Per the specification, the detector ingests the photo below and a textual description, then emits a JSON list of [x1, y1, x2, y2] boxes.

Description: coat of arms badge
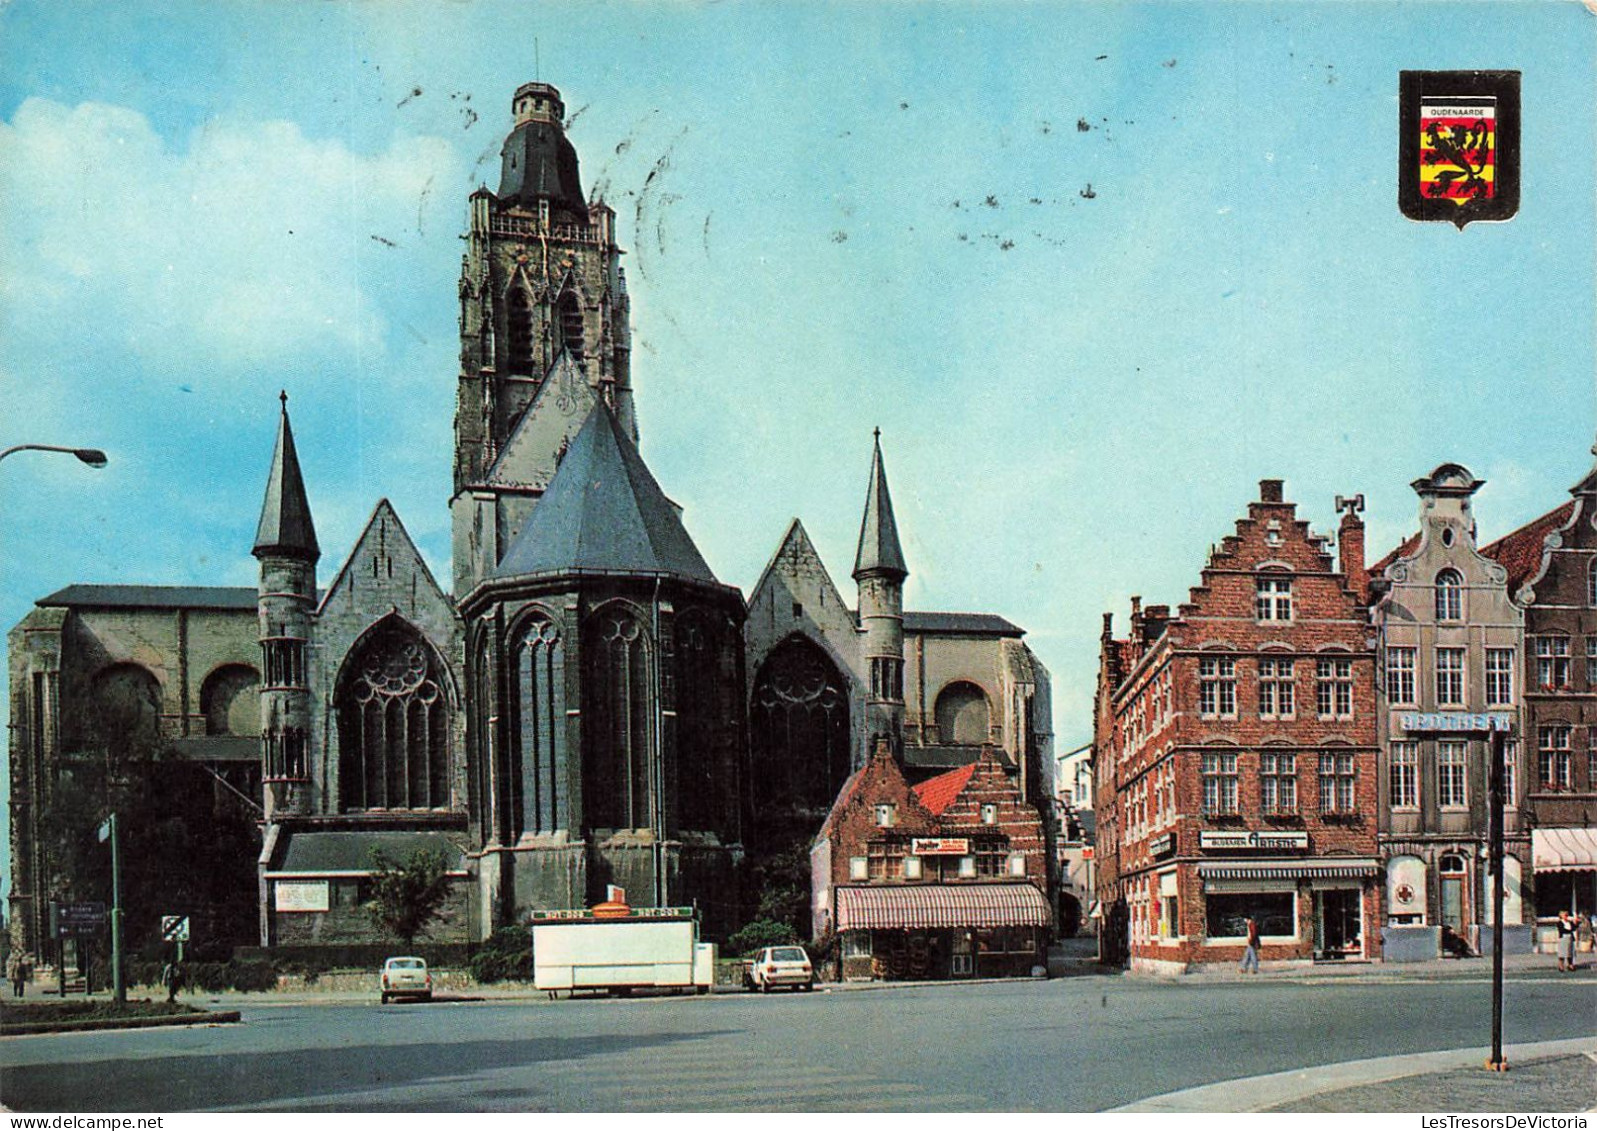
[[1400, 70, 1520, 228]]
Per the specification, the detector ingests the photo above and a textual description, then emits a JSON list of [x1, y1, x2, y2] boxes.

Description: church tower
[[253, 392, 319, 820], [853, 430, 908, 751], [452, 82, 633, 598]]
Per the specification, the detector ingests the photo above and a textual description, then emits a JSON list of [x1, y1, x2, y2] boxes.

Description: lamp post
[[0, 444, 108, 468]]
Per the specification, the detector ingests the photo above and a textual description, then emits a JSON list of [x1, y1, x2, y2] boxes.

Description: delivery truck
[[530, 890, 716, 997]]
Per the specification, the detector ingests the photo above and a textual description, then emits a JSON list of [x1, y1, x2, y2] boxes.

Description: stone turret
[[253, 392, 318, 820], [853, 429, 908, 751]]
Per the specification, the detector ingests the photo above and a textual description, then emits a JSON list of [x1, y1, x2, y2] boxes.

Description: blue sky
[[2, 1, 1593, 893]]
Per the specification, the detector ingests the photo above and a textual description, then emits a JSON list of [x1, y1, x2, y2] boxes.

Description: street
[[2, 972, 1595, 1112]]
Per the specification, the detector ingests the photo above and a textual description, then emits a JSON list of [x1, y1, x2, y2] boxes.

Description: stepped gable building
[[810, 741, 1050, 980], [744, 431, 1053, 836], [1093, 479, 1380, 974], [1482, 440, 1597, 930], [1367, 465, 1529, 943], [7, 79, 1052, 966]]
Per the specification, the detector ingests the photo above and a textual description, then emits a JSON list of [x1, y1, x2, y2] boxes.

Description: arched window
[[555, 290, 584, 360], [750, 636, 850, 814], [336, 619, 450, 811], [507, 286, 535, 374], [470, 627, 498, 843], [935, 681, 991, 745], [202, 664, 259, 737], [1435, 569, 1463, 621], [584, 608, 653, 830], [675, 610, 727, 833], [512, 616, 566, 835], [84, 663, 162, 757]]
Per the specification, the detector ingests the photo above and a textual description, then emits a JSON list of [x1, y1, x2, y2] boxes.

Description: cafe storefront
[[834, 881, 1052, 981]]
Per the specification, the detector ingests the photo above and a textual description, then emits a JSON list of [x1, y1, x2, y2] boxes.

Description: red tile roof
[[1481, 501, 1576, 592], [1370, 532, 1420, 578], [912, 762, 976, 817]]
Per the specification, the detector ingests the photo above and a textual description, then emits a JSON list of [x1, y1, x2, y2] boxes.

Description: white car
[[747, 946, 814, 993], [380, 956, 433, 1003]]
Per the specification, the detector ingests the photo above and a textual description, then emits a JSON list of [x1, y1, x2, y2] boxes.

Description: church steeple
[[853, 428, 907, 581], [253, 391, 319, 562]]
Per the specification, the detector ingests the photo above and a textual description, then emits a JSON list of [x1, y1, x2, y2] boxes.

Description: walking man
[[1239, 917, 1261, 974]]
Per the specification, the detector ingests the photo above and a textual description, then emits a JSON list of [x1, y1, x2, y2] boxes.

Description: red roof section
[[912, 762, 976, 817], [1370, 531, 1420, 578], [1481, 501, 1576, 592]]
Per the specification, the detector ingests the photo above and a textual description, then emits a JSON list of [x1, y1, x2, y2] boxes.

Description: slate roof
[[853, 431, 907, 580], [903, 611, 1023, 637], [1481, 501, 1576, 593], [491, 401, 718, 585], [270, 831, 467, 875], [38, 585, 262, 611], [498, 118, 587, 219], [912, 762, 976, 817], [253, 397, 320, 561]]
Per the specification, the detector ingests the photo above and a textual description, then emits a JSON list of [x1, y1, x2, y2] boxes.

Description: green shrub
[[468, 925, 533, 984], [725, 918, 798, 957]]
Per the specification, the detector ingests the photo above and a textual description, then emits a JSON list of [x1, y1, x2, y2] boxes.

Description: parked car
[[746, 945, 814, 993], [380, 956, 433, 1003]]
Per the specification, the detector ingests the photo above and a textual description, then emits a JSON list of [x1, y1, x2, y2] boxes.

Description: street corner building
[[6, 80, 1053, 966], [810, 742, 1051, 981], [1094, 480, 1382, 974]]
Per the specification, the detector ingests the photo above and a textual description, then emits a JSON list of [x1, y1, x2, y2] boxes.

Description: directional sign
[[160, 915, 190, 942], [51, 902, 107, 937]]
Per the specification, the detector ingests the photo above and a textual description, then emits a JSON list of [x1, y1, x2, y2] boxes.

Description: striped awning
[[1533, 828, 1597, 873], [834, 883, 1051, 931], [1198, 859, 1379, 882]]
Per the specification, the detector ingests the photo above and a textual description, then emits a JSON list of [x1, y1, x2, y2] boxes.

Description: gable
[[486, 352, 597, 494], [747, 519, 861, 680]]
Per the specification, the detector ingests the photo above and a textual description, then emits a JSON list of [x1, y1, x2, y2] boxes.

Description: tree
[[364, 847, 452, 948]]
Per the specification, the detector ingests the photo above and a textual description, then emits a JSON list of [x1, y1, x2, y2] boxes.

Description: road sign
[[160, 915, 190, 942], [51, 901, 107, 936]]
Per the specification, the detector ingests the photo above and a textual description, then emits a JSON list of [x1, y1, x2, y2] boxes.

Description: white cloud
[[0, 98, 458, 375]]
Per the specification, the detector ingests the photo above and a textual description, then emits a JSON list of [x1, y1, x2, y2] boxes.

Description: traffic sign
[[160, 915, 190, 942]]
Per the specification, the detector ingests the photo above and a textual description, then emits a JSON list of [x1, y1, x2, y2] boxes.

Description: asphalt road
[[3, 974, 1595, 1112]]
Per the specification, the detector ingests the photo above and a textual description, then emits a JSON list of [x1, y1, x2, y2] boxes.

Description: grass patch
[[1, 998, 203, 1032]]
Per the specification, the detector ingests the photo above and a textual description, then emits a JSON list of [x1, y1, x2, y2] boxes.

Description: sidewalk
[[1115, 1037, 1597, 1113]]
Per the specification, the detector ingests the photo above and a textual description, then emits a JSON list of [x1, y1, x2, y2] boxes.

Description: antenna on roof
[[535, 37, 540, 83]]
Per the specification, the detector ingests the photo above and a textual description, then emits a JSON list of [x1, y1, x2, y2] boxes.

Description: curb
[[2, 1009, 243, 1036], [1111, 1037, 1597, 1112]]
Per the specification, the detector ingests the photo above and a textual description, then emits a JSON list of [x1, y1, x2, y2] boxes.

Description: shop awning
[[1197, 859, 1379, 882], [1532, 828, 1597, 873], [834, 883, 1052, 931]]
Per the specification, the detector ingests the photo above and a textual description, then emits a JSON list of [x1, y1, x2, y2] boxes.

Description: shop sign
[[1199, 830, 1309, 852], [274, 880, 331, 913], [1399, 712, 1513, 735], [1148, 833, 1176, 859], [911, 838, 970, 856]]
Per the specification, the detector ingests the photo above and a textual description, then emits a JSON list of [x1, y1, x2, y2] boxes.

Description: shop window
[[1205, 891, 1295, 939]]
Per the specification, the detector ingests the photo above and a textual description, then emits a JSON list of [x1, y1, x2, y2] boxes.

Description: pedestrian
[[1239, 917, 1261, 974], [161, 959, 183, 1002], [9, 957, 25, 998], [1555, 909, 1578, 972]]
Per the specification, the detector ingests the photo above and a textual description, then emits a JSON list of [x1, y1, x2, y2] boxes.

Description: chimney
[[1129, 596, 1144, 648], [1143, 604, 1170, 643], [1259, 479, 1284, 504], [1336, 493, 1368, 605]]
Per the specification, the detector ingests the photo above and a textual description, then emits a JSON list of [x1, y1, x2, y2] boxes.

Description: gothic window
[[675, 611, 727, 833], [583, 608, 653, 830], [512, 616, 566, 835], [336, 619, 451, 811], [555, 290, 584, 360], [201, 664, 259, 737], [470, 627, 498, 843], [507, 286, 536, 374], [935, 681, 990, 745], [751, 636, 850, 815]]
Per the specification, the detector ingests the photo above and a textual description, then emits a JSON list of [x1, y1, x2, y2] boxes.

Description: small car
[[380, 956, 433, 1003], [748, 945, 814, 993]]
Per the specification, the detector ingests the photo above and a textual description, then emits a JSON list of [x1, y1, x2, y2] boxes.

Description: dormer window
[[1256, 576, 1292, 621], [1434, 569, 1463, 622]]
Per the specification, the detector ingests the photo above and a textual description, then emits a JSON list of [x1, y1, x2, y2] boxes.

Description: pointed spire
[[253, 392, 320, 562], [853, 428, 907, 581]]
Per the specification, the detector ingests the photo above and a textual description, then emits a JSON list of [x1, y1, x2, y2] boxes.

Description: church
[[6, 82, 1052, 961]]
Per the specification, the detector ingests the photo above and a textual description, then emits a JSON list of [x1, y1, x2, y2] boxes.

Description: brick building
[[1482, 441, 1597, 935], [1094, 479, 1380, 973], [811, 743, 1050, 980], [1367, 465, 1530, 943]]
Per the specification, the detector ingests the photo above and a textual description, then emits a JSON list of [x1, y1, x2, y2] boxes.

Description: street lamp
[[0, 444, 108, 468]]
